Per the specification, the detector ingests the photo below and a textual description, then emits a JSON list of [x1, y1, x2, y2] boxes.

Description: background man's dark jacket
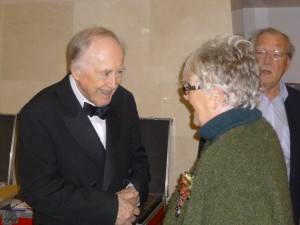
[[286, 86, 300, 224]]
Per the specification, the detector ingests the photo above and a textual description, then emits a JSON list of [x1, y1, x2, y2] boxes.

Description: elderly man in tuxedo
[[18, 26, 150, 225]]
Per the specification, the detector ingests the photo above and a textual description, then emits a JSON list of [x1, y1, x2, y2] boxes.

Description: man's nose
[[262, 52, 273, 64]]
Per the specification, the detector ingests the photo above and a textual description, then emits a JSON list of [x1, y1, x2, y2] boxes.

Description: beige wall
[[0, 0, 233, 194]]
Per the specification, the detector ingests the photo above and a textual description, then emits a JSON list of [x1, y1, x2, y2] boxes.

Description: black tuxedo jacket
[[285, 86, 300, 224], [18, 75, 150, 225]]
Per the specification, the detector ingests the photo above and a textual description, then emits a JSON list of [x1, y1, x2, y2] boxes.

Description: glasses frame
[[255, 49, 289, 62], [182, 83, 201, 95]]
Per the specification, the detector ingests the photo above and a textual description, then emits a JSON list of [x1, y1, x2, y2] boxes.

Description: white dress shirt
[[69, 75, 107, 149], [258, 80, 290, 179]]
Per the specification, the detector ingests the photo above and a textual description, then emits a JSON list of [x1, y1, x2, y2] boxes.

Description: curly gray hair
[[182, 35, 261, 109]]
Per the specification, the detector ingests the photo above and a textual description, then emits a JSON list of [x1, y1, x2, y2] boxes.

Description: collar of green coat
[[199, 107, 262, 141]]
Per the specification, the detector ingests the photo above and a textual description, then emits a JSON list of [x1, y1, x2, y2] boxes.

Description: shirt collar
[[69, 74, 94, 107], [279, 79, 289, 101], [260, 79, 288, 102]]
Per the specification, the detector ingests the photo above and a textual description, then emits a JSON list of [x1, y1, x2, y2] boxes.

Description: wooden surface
[[0, 185, 18, 202]]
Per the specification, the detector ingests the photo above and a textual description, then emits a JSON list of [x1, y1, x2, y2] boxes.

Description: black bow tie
[[83, 102, 110, 120]]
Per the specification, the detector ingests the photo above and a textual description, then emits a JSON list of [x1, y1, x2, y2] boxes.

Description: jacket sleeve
[[122, 90, 150, 205]]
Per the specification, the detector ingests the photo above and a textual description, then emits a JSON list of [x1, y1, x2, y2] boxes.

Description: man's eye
[[255, 50, 265, 55], [273, 53, 281, 58], [117, 70, 124, 76], [101, 72, 110, 77]]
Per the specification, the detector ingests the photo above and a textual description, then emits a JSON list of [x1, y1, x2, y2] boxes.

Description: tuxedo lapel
[[102, 109, 121, 191], [57, 75, 106, 172], [63, 110, 106, 172]]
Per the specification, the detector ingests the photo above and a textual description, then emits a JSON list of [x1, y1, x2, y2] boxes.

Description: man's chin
[[93, 97, 112, 107], [260, 75, 272, 85]]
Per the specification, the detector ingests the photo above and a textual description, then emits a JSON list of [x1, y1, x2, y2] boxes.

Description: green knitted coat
[[163, 108, 293, 225]]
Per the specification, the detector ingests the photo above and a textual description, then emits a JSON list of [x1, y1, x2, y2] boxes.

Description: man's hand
[[115, 187, 140, 225]]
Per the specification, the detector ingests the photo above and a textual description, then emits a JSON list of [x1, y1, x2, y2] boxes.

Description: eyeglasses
[[182, 83, 201, 95], [255, 49, 289, 61]]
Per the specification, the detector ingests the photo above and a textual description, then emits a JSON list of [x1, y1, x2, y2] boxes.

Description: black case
[[135, 118, 172, 225]]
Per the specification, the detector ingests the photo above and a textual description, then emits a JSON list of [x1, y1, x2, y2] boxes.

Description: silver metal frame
[[7, 115, 17, 184], [164, 118, 173, 199], [0, 113, 17, 184]]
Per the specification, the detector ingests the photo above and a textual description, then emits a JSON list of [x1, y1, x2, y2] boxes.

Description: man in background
[[18, 26, 150, 225], [252, 27, 300, 224]]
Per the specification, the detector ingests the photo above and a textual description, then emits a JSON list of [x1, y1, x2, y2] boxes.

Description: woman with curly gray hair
[[163, 35, 293, 225]]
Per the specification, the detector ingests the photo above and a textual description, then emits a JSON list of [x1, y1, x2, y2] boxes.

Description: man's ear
[[70, 63, 81, 81], [285, 58, 292, 73]]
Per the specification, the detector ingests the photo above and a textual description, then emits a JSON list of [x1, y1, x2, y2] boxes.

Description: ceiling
[[241, 0, 300, 8]]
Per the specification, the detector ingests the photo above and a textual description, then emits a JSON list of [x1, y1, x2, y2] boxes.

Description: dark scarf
[[199, 107, 262, 142]]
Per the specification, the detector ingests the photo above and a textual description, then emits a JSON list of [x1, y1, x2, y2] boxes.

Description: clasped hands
[[115, 187, 140, 225]]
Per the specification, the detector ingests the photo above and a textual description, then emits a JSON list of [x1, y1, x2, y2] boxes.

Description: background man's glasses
[[182, 83, 201, 95], [255, 49, 289, 61]]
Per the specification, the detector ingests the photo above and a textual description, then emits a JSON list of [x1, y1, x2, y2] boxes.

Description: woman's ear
[[212, 87, 226, 109]]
